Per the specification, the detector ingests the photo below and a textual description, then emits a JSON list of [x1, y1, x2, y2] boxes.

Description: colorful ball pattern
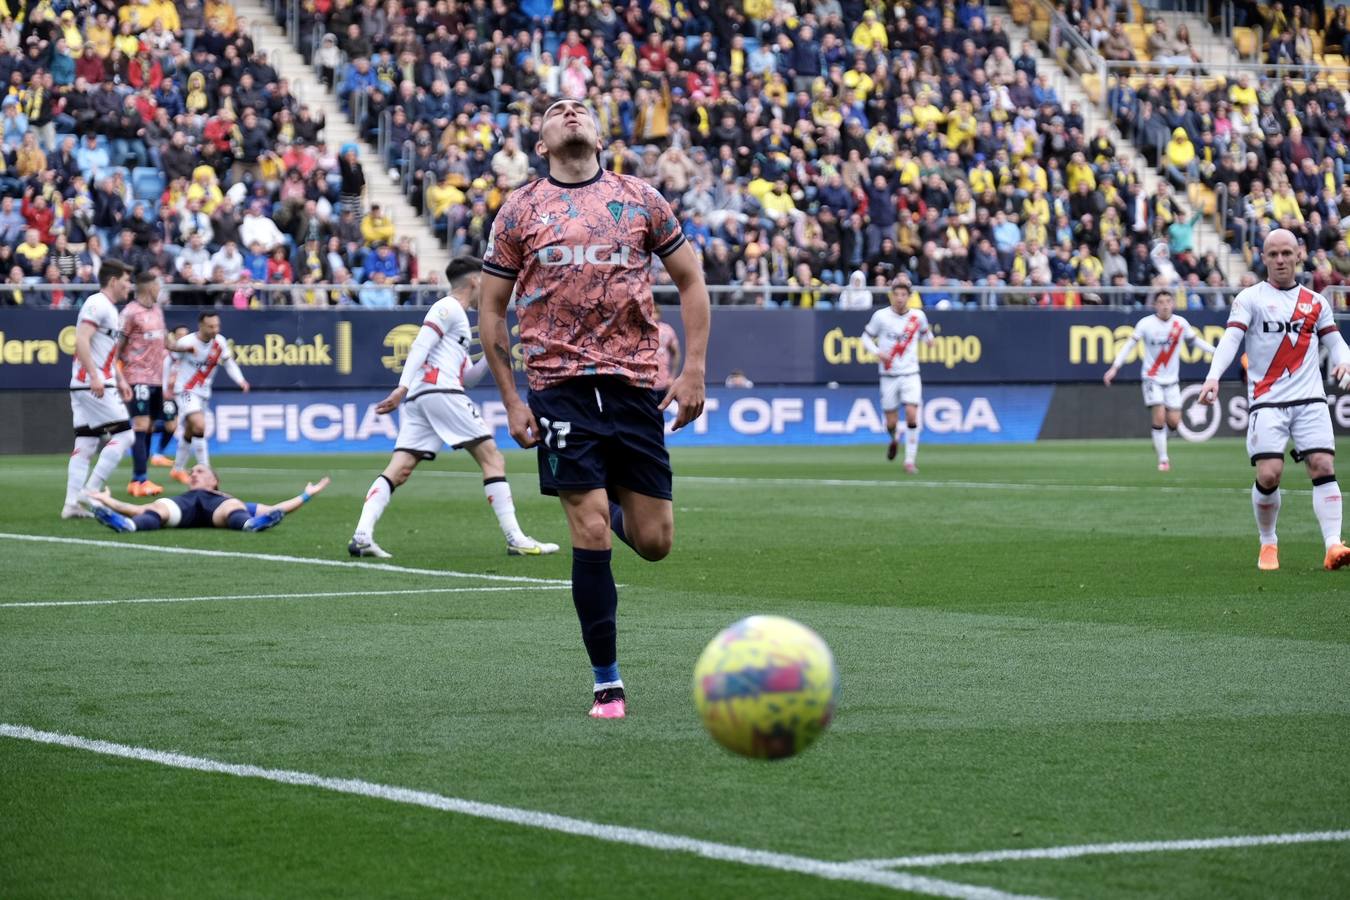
[[693, 615, 838, 760]]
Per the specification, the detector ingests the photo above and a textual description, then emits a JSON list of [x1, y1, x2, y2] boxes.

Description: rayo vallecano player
[[1200, 229, 1350, 572], [1104, 289, 1217, 471], [63, 259, 135, 519], [348, 255, 559, 559], [861, 284, 934, 473]]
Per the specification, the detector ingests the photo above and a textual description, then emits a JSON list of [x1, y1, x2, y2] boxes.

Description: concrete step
[[232, 0, 450, 279]]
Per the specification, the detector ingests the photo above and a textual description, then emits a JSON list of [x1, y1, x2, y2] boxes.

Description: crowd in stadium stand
[[291, 0, 1243, 308], [1060, 0, 1350, 299], [0, 0, 436, 308], [3, 0, 1345, 309]]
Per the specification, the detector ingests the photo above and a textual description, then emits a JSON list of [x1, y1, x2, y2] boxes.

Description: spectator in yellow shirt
[[851, 10, 887, 52], [1163, 127, 1198, 187], [360, 204, 395, 246]]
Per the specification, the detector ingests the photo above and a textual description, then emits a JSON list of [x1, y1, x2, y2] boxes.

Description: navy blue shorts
[[527, 376, 672, 500], [169, 489, 235, 527], [128, 384, 165, 420]]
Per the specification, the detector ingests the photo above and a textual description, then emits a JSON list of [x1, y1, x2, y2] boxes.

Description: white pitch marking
[[0, 585, 564, 609], [0, 724, 1039, 900], [852, 830, 1350, 869], [217, 467, 1285, 496], [0, 533, 571, 586]]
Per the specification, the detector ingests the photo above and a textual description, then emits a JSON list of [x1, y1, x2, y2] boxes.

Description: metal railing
[[7, 282, 1350, 310]]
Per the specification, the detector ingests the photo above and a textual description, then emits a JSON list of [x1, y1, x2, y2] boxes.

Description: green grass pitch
[[1, 440, 1348, 899]]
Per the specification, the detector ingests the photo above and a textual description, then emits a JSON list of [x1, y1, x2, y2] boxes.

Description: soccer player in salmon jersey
[[860, 284, 934, 472], [1200, 229, 1350, 571], [166, 311, 250, 482], [118, 272, 170, 496], [478, 98, 711, 720], [63, 259, 135, 519], [1103, 289, 1218, 471]]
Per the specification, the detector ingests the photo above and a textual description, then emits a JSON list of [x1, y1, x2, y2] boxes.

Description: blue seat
[[132, 167, 165, 202]]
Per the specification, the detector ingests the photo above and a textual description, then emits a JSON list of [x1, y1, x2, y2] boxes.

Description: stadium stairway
[[1004, 13, 1246, 285], [234, 0, 452, 279]]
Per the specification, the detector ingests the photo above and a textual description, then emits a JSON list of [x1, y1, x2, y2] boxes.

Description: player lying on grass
[[85, 465, 329, 533]]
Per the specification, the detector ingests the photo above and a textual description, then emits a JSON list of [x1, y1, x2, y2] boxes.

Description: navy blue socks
[[572, 547, 619, 683]]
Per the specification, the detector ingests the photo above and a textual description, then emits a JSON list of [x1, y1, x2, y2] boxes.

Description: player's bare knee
[[1306, 455, 1336, 481], [573, 510, 612, 547]]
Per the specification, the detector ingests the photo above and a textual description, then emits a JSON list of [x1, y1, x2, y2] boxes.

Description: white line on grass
[[218, 467, 1288, 496], [0, 533, 571, 586], [852, 830, 1350, 869], [0, 723, 1040, 900], [0, 586, 564, 609]]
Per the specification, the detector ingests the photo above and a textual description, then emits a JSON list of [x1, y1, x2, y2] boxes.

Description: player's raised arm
[[656, 239, 709, 431], [255, 476, 330, 516]]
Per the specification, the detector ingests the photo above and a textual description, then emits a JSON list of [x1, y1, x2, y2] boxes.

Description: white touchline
[[0, 533, 571, 586], [0, 586, 565, 609], [851, 830, 1350, 869], [0, 724, 1042, 900]]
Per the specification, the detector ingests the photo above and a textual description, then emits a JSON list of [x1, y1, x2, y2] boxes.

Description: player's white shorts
[[177, 389, 209, 417], [880, 374, 922, 411], [1247, 401, 1336, 464], [396, 391, 491, 459], [70, 388, 130, 434], [1141, 380, 1182, 409]]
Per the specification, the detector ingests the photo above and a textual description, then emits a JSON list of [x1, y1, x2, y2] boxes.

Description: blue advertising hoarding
[[183, 385, 1055, 455], [0, 307, 1235, 389]]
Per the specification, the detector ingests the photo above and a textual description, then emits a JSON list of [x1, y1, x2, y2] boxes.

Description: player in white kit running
[[63, 259, 136, 519], [861, 284, 933, 473], [165, 311, 251, 482], [348, 256, 559, 559], [1200, 229, 1350, 572], [1104, 290, 1218, 471]]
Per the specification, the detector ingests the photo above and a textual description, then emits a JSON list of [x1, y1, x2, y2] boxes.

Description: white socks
[[355, 475, 393, 539], [903, 423, 919, 465], [87, 431, 130, 492], [65, 436, 99, 504], [485, 477, 525, 542], [191, 437, 210, 468], [1152, 427, 1168, 463], [1252, 482, 1281, 545], [173, 434, 192, 471], [1312, 478, 1343, 549]]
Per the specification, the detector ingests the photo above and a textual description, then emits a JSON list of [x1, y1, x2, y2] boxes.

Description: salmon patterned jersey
[[482, 169, 686, 391], [118, 301, 168, 386]]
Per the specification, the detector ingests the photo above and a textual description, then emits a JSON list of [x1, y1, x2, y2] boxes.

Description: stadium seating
[[0, 0, 421, 308], [271, 0, 1235, 309]]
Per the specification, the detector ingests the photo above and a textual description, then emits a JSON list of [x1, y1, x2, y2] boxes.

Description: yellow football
[[693, 615, 837, 760]]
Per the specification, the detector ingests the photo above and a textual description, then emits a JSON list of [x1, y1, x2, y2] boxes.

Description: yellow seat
[[1312, 31, 1324, 54], [1233, 27, 1257, 57], [1081, 72, 1103, 102], [1326, 53, 1346, 67]]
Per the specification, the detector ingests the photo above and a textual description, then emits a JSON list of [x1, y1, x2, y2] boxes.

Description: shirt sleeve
[[642, 182, 686, 258], [863, 310, 882, 337], [1316, 294, 1338, 338], [1226, 291, 1253, 331], [482, 196, 523, 280]]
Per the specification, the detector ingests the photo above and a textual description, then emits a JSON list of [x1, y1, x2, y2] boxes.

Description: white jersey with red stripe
[[1227, 281, 1339, 408], [403, 295, 473, 398], [174, 333, 236, 400], [69, 292, 122, 389], [864, 307, 932, 376], [1113, 313, 1203, 386]]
